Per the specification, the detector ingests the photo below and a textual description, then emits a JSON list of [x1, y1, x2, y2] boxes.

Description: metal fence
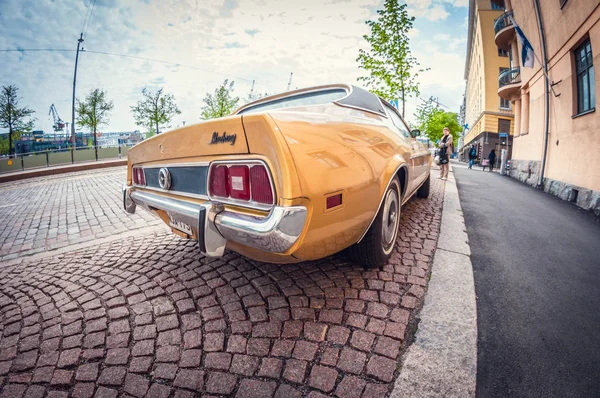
[[0, 146, 131, 174]]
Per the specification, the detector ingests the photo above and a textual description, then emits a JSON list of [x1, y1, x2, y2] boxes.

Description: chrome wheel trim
[[381, 185, 399, 254]]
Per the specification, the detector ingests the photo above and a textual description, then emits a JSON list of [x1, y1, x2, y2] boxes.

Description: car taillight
[[208, 163, 274, 206], [250, 165, 274, 204], [228, 166, 250, 201], [209, 165, 229, 197], [133, 167, 145, 186]]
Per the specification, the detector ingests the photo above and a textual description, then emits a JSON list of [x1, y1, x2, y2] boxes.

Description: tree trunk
[[8, 126, 12, 158], [94, 126, 98, 161], [401, 85, 406, 119]]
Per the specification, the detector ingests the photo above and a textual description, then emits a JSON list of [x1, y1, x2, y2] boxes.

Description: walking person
[[438, 127, 453, 180], [468, 144, 477, 169], [488, 149, 497, 172]]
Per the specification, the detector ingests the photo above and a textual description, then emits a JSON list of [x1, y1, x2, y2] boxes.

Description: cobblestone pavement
[[0, 169, 444, 397], [0, 167, 162, 261]]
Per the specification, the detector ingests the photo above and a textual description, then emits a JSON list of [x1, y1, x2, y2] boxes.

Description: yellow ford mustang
[[123, 84, 431, 268]]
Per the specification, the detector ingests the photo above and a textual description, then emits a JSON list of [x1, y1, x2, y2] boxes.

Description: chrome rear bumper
[[123, 185, 307, 257]]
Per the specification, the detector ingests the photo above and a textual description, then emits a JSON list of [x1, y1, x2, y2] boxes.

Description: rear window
[[238, 89, 347, 114]]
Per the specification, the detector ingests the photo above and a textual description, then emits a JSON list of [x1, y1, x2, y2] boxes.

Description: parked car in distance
[[122, 84, 431, 268]]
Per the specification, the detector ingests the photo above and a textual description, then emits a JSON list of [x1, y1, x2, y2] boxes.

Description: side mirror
[[410, 129, 420, 138]]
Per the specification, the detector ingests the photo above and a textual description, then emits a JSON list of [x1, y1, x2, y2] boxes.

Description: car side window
[[382, 103, 411, 138]]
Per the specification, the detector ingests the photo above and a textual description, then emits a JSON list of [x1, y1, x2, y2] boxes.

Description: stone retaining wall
[[510, 159, 600, 216]]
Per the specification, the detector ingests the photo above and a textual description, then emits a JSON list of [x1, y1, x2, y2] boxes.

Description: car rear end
[[122, 114, 309, 262]]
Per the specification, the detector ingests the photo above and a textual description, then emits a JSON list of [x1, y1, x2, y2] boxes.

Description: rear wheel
[[348, 177, 401, 269], [416, 174, 430, 198]]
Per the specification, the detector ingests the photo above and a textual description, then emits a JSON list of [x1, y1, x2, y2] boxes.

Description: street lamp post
[[71, 33, 84, 164]]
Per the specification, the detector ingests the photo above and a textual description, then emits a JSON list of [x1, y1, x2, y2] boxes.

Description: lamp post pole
[[71, 33, 84, 163]]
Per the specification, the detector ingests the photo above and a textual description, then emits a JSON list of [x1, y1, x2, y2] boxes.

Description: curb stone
[[390, 167, 477, 398]]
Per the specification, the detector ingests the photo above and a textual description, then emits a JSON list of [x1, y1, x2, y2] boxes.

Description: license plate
[[168, 215, 193, 235]]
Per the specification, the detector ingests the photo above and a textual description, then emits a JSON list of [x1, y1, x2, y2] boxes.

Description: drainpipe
[[533, 0, 550, 189]]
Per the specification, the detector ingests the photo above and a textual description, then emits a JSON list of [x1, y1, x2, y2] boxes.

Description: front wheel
[[348, 177, 401, 269], [416, 174, 430, 198]]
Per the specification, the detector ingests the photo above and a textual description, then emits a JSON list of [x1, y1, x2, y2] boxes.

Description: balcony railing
[[499, 67, 521, 87], [494, 11, 513, 35]]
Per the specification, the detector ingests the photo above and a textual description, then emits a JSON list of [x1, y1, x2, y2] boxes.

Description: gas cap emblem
[[158, 168, 171, 190]]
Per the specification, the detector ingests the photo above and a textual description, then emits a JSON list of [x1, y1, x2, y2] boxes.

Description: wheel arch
[[356, 162, 409, 244]]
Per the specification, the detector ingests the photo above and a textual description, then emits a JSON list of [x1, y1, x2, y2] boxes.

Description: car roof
[[232, 83, 387, 117]]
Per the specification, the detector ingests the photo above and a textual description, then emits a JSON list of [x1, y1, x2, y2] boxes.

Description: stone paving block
[[97, 366, 126, 385], [124, 372, 149, 397], [258, 357, 282, 378], [173, 369, 203, 391], [283, 359, 307, 384], [337, 347, 366, 374], [336, 375, 367, 398], [236, 379, 277, 398], [292, 340, 318, 361], [274, 384, 302, 398], [230, 354, 259, 376], [206, 372, 237, 395], [309, 365, 339, 393]]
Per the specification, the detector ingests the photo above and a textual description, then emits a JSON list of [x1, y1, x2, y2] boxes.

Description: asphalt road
[[453, 165, 600, 398]]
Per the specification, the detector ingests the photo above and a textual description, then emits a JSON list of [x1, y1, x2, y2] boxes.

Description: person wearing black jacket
[[438, 127, 453, 180], [468, 145, 477, 169], [488, 149, 497, 172]]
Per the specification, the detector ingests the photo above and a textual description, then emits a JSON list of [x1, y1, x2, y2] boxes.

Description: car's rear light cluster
[[208, 163, 274, 206], [132, 167, 146, 186]]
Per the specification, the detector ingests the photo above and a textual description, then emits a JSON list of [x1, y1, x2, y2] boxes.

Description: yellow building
[[461, 0, 515, 165], [497, 0, 600, 214]]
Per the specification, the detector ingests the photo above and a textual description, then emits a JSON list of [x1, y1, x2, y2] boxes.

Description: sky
[[0, 0, 468, 135]]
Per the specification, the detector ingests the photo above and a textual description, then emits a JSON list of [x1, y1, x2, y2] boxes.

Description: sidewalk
[[0, 158, 126, 183], [391, 166, 477, 397]]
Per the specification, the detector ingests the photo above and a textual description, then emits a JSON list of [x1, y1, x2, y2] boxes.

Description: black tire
[[348, 177, 401, 269], [416, 174, 430, 198]]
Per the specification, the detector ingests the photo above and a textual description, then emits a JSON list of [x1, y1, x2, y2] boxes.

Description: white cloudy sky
[[0, 0, 468, 134]]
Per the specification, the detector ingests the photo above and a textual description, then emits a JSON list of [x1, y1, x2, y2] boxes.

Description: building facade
[[496, 0, 600, 214], [462, 0, 515, 166]]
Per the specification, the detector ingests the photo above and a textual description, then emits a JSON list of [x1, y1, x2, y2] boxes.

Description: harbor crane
[[49, 104, 66, 132]]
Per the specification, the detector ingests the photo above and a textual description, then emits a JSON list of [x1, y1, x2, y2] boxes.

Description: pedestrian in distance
[[488, 149, 497, 172], [438, 127, 453, 180], [468, 144, 477, 169]]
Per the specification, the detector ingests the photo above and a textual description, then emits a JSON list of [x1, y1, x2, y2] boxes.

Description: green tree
[[76, 88, 114, 158], [0, 85, 35, 157], [422, 108, 461, 143], [131, 87, 181, 135], [357, 0, 426, 118], [200, 80, 240, 119]]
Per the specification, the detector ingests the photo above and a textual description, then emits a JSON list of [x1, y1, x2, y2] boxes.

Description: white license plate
[[168, 215, 193, 235]]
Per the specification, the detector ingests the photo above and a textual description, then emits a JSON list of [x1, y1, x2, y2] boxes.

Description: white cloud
[[0, 0, 466, 133]]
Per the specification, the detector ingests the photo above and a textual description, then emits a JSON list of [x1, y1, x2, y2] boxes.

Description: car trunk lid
[[127, 115, 248, 166]]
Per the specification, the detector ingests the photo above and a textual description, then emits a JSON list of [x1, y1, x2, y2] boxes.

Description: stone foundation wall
[[509, 159, 541, 187], [509, 159, 600, 216]]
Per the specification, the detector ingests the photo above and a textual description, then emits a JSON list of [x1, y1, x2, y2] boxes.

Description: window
[[498, 47, 509, 57], [498, 119, 511, 134], [491, 1, 504, 10], [500, 97, 511, 109], [574, 39, 595, 114], [238, 89, 347, 114], [382, 102, 411, 138]]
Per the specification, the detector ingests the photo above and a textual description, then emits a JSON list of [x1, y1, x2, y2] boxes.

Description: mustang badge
[[158, 167, 171, 190], [209, 131, 237, 146]]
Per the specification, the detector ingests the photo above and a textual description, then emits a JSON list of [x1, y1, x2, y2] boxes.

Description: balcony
[[498, 67, 521, 100], [494, 11, 515, 49]]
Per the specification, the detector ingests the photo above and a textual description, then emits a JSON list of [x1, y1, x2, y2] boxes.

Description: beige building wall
[[505, 0, 600, 210], [463, 0, 514, 160]]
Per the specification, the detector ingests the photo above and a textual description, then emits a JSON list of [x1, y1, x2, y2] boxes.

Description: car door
[[380, 103, 423, 194]]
